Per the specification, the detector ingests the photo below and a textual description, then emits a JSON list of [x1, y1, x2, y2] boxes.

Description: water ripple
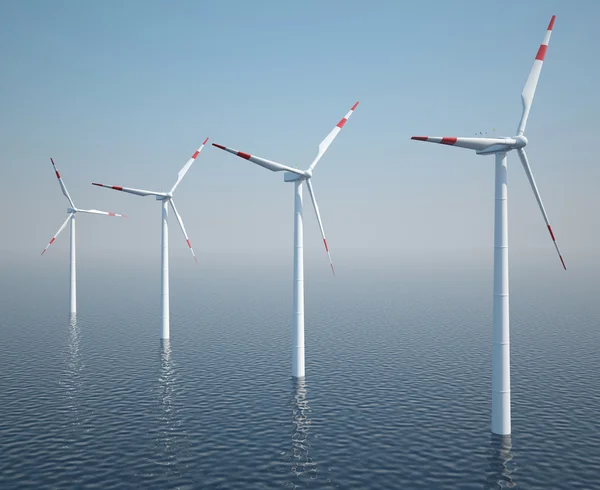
[[0, 271, 599, 488]]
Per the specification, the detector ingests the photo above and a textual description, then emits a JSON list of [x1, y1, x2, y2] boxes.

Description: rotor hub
[[513, 135, 528, 148]]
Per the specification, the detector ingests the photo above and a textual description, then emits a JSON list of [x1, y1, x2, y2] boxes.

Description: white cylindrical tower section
[[161, 199, 170, 339], [492, 152, 511, 435], [69, 215, 77, 314], [292, 181, 305, 378]]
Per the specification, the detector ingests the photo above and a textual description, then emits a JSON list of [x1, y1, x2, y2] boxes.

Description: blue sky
[[1, 0, 598, 275]]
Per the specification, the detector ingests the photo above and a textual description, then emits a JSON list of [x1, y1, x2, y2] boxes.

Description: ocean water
[[0, 257, 599, 489]]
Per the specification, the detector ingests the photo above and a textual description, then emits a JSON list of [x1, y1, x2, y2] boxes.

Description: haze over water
[[1, 257, 598, 489]]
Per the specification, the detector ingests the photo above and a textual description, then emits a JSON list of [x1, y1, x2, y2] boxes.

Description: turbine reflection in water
[[289, 378, 318, 484], [484, 434, 518, 489], [156, 339, 186, 477], [64, 314, 83, 422], [56, 314, 86, 480]]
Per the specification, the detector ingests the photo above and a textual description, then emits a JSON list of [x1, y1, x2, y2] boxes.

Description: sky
[[1, 0, 599, 277]]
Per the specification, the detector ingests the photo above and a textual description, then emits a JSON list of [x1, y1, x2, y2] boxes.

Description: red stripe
[[50, 158, 55, 166], [238, 151, 251, 160], [108, 212, 116, 216], [351, 101, 359, 110], [186, 239, 192, 248], [441, 137, 457, 145], [411, 136, 428, 141], [212, 143, 226, 150], [548, 15, 555, 31], [560, 255, 566, 270], [55, 171, 61, 178], [192, 151, 200, 159], [323, 238, 329, 252], [92, 183, 102, 187], [50, 238, 55, 244], [112, 186, 123, 191], [337, 118, 347, 128], [203, 137, 209, 145], [547, 225, 556, 241], [536, 45, 547, 61]]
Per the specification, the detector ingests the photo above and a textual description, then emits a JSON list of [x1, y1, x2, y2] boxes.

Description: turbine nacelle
[[284, 171, 311, 182]]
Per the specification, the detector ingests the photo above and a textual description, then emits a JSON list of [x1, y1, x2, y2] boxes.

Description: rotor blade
[[169, 199, 197, 264], [171, 137, 209, 193], [77, 209, 128, 217], [212, 143, 305, 176], [517, 15, 555, 135], [50, 158, 75, 208], [411, 136, 514, 153], [305, 179, 335, 275], [41, 214, 72, 255], [92, 183, 166, 197], [517, 148, 566, 270], [308, 101, 359, 172]]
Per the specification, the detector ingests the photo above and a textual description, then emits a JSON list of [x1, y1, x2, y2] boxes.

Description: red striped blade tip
[[212, 143, 226, 150], [560, 256, 566, 270], [92, 183, 103, 187], [441, 137, 457, 145], [411, 136, 428, 141], [548, 15, 556, 31], [203, 137, 209, 145], [351, 101, 359, 110]]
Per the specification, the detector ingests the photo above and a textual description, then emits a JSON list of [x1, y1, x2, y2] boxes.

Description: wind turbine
[[41, 158, 127, 314], [213, 102, 358, 378], [92, 138, 208, 339], [411, 16, 565, 435]]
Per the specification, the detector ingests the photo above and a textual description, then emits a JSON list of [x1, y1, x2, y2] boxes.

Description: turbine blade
[[308, 101, 359, 172], [77, 209, 128, 217], [517, 15, 555, 135], [517, 148, 566, 270], [212, 143, 304, 176], [411, 136, 512, 152], [171, 137, 209, 193], [50, 158, 75, 208], [305, 179, 335, 275], [169, 199, 197, 264], [41, 214, 72, 255], [92, 183, 166, 197]]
